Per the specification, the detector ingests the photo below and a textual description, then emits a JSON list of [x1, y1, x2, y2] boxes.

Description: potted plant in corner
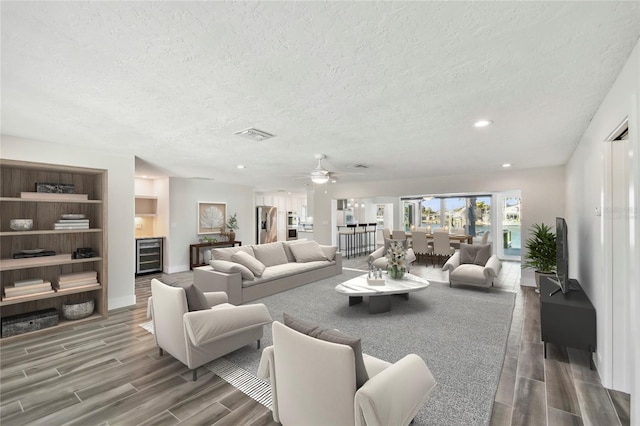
[[522, 223, 556, 293], [225, 213, 239, 242]]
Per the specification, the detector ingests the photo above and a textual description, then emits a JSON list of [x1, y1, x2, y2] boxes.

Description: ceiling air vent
[[234, 128, 276, 141], [348, 163, 370, 169]]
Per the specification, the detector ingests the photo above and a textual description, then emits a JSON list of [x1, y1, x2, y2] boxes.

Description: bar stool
[[367, 223, 377, 252], [338, 225, 357, 259]]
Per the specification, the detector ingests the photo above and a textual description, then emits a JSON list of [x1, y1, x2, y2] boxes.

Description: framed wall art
[[197, 202, 226, 234]]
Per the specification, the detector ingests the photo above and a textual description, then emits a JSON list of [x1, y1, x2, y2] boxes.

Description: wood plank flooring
[[1, 258, 631, 426], [0, 273, 276, 426]]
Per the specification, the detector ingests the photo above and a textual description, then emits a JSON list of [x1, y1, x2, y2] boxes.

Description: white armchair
[[258, 321, 437, 426], [367, 240, 416, 270], [150, 278, 272, 380], [442, 244, 502, 289]]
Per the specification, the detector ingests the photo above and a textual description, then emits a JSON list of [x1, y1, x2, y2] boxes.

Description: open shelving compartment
[[0, 159, 108, 340]]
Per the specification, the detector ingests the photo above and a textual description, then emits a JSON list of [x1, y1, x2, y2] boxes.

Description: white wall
[[1, 135, 136, 310], [566, 37, 639, 410], [314, 166, 565, 286], [165, 177, 255, 273]]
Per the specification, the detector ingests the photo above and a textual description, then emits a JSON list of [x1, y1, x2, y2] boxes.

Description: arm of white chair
[[183, 303, 272, 346], [367, 246, 385, 265], [204, 291, 228, 307], [406, 248, 416, 265], [354, 354, 437, 426], [257, 346, 281, 423], [484, 255, 502, 279], [442, 252, 460, 272]]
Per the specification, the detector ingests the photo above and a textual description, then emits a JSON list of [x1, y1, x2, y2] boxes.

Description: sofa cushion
[[252, 242, 289, 267], [290, 240, 328, 263], [283, 313, 369, 388], [159, 277, 210, 312], [320, 245, 338, 261], [283, 239, 308, 263], [210, 259, 255, 281], [231, 251, 266, 277], [450, 263, 488, 284], [460, 243, 491, 266], [243, 261, 332, 287], [211, 245, 255, 262]]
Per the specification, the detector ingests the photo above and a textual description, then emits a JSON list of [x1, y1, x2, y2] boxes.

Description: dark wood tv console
[[540, 276, 596, 369]]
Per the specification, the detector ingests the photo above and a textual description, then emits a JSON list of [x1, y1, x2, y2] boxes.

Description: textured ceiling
[[2, 2, 639, 192]]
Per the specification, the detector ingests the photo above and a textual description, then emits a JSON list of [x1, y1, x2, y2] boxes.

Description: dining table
[[405, 231, 473, 244]]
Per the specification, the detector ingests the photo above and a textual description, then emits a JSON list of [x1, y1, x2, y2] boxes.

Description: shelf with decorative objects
[[0, 159, 108, 340]]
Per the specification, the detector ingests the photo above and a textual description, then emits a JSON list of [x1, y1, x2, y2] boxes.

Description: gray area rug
[[224, 269, 516, 426]]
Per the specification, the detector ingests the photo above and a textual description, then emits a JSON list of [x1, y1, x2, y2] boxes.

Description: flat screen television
[[554, 217, 570, 294]]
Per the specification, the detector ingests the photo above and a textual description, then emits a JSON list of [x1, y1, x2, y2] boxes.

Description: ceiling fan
[[310, 154, 331, 184]]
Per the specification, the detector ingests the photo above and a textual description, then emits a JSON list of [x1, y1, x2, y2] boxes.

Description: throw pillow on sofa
[[252, 242, 289, 267], [283, 313, 369, 388], [459, 243, 491, 266], [283, 239, 308, 263], [210, 259, 255, 281], [320, 245, 338, 261], [211, 245, 255, 262], [231, 251, 266, 277], [289, 240, 328, 263]]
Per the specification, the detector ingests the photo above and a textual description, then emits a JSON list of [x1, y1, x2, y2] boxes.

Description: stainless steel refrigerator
[[257, 206, 278, 244]]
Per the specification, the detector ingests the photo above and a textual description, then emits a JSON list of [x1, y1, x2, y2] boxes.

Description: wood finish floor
[[1, 260, 631, 426]]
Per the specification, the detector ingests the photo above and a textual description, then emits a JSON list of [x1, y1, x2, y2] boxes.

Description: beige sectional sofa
[[193, 240, 342, 305]]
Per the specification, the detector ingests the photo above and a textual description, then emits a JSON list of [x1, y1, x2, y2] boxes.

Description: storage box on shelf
[[0, 159, 108, 340]]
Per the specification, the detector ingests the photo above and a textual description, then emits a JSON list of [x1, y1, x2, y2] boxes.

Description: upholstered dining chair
[[150, 279, 272, 380], [481, 230, 490, 245], [258, 320, 437, 426], [432, 232, 455, 266], [382, 228, 392, 240], [411, 231, 433, 264], [392, 230, 407, 241]]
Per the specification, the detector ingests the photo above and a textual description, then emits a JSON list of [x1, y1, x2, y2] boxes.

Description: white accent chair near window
[[442, 243, 502, 290], [150, 279, 273, 380], [258, 321, 437, 426]]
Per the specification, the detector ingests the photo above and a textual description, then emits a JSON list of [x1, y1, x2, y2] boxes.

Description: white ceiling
[[2, 2, 639, 192]]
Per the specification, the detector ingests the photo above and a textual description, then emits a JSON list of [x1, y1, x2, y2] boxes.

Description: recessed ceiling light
[[502, 163, 512, 168], [331, 179, 337, 183], [474, 119, 493, 128], [237, 165, 246, 169]]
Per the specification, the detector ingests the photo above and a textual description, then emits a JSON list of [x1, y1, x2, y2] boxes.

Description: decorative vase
[[62, 299, 95, 320], [228, 231, 236, 242], [388, 265, 406, 280]]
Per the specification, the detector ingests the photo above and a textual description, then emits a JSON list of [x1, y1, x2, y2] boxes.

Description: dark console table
[[540, 276, 596, 369], [189, 241, 242, 270]]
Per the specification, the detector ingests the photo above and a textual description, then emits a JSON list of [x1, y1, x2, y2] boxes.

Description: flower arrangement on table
[[386, 241, 407, 279]]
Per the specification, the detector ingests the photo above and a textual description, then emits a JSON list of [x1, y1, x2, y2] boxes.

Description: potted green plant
[[522, 223, 556, 293], [225, 213, 239, 242]]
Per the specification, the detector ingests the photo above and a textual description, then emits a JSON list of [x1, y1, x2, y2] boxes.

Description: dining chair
[[382, 228, 392, 240], [432, 232, 455, 267], [392, 230, 406, 241], [411, 231, 433, 264], [481, 230, 490, 245]]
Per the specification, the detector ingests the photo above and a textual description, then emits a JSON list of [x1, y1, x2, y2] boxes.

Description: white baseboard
[[165, 264, 190, 274], [108, 295, 136, 310]]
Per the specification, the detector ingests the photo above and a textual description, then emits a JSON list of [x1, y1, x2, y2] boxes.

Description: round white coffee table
[[335, 273, 430, 314]]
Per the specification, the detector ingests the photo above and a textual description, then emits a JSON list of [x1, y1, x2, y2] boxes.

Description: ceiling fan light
[[311, 174, 329, 184]]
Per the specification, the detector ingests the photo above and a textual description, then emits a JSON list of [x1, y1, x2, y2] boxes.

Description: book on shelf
[[54, 224, 89, 230], [2, 289, 56, 301], [58, 271, 97, 282], [56, 278, 99, 289], [56, 283, 101, 292], [14, 278, 44, 287], [13, 251, 56, 259], [20, 192, 88, 201], [57, 219, 90, 224], [4, 281, 53, 297]]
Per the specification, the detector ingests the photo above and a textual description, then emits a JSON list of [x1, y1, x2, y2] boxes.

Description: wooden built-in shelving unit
[[0, 159, 108, 340]]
